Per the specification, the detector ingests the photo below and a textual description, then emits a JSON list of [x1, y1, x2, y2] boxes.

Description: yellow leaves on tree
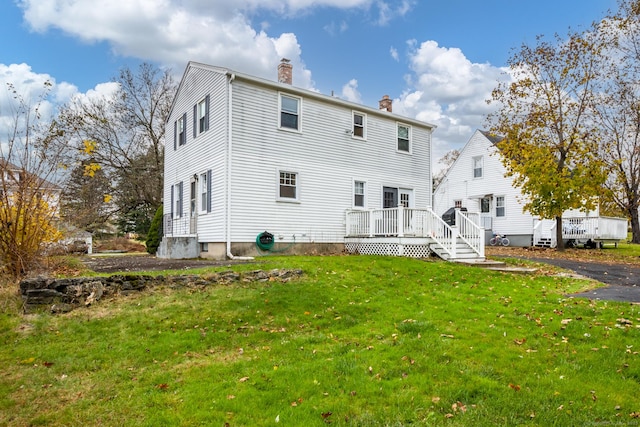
[[0, 192, 61, 277]]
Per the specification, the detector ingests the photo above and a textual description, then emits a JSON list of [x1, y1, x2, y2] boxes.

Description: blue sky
[[0, 0, 618, 165]]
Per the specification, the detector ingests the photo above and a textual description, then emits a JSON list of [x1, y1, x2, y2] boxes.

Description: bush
[[146, 205, 163, 255]]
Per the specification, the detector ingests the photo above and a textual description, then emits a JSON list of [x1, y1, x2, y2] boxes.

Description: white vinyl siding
[[432, 130, 536, 237], [165, 63, 433, 246]]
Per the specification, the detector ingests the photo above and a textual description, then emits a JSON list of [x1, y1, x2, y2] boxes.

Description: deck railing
[[534, 216, 628, 247], [163, 214, 195, 237], [345, 206, 485, 259]]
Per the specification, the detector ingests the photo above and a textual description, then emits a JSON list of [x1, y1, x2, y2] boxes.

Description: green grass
[[1, 255, 639, 426]]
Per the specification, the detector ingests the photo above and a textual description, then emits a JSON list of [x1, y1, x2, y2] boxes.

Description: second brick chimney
[[379, 95, 392, 112], [278, 58, 293, 85]]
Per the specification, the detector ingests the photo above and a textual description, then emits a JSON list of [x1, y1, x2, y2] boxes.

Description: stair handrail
[[455, 210, 485, 258], [426, 208, 456, 258]]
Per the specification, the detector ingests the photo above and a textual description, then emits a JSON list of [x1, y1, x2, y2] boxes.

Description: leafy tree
[[60, 159, 113, 233], [146, 205, 163, 254], [487, 31, 608, 250], [0, 82, 66, 277], [594, 0, 640, 242], [58, 63, 176, 236]]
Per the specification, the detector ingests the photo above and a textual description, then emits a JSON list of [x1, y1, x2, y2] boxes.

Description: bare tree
[[58, 63, 176, 236], [594, 0, 640, 242]]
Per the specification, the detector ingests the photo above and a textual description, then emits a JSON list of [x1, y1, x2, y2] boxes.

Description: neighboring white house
[[433, 130, 627, 247], [159, 60, 437, 259]]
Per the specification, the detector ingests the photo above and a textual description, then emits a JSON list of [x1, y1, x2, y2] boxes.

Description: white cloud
[[393, 40, 509, 168], [340, 79, 362, 103], [18, 0, 416, 91], [0, 63, 78, 144], [390, 46, 399, 61]]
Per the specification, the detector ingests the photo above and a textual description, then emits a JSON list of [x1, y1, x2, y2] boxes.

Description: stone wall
[[20, 269, 303, 314]]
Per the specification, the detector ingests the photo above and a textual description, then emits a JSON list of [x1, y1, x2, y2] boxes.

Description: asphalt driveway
[[525, 257, 640, 303]]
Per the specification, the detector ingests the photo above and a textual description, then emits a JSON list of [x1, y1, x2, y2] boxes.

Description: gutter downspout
[[226, 73, 254, 260]]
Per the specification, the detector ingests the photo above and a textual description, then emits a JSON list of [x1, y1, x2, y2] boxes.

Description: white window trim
[[278, 92, 302, 133], [353, 179, 367, 209], [396, 122, 412, 154], [352, 111, 367, 140], [197, 98, 207, 133], [178, 116, 186, 146], [173, 182, 183, 219], [276, 169, 301, 203], [496, 195, 506, 217], [473, 156, 484, 179], [199, 172, 208, 214]]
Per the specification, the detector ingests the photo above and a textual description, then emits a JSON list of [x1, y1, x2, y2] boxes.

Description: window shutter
[[178, 181, 184, 217], [193, 104, 197, 138], [182, 113, 187, 145], [173, 121, 177, 150], [170, 184, 174, 217], [204, 94, 210, 131], [206, 169, 212, 212]]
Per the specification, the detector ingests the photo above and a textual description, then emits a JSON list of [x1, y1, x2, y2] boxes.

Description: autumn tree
[[0, 82, 66, 277], [487, 31, 608, 250], [58, 63, 176, 237], [60, 159, 113, 233], [593, 0, 640, 242]]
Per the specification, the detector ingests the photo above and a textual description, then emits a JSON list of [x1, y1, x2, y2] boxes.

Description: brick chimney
[[379, 95, 392, 112], [278, 58, 292, 85]]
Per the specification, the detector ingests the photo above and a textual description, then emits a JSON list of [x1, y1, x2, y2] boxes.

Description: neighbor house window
[[353, 112, 366, 138], [496, 196, 505, 217], [200, 170, 212, 213], [454, 200, 462, 208], [473, 156, 483, 178], [194, 95, 210, 137], [280, 94, 300, 130], [397, 124, 411, 152], [278, 171, 298, 200], [354, 180, 365, 208]]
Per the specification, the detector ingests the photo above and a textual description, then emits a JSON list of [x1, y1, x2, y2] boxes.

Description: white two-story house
[[159, 60, 446, 260]]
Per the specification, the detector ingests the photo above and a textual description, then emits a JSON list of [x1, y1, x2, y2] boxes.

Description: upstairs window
[[473, 156, 483, 178], [354, 180, 365, 208], [278, 171, 298, 201], [194, 95, 210, 137], [280, 94, 300, 131], [353, 112, 366, 138], [178, 113, 186, 146], [397, 124, 411, 152]]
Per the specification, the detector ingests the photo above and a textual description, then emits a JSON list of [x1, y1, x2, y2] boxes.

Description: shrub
[[146, 205, 163, 255]]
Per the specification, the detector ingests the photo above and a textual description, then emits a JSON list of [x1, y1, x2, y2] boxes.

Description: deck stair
[[430, 236, 485, 262]]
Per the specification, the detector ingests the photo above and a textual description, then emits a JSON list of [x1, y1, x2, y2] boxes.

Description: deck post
[[368, 210, 374, 237], [397, 204, 404, 238], [451, 226, 458, 259]]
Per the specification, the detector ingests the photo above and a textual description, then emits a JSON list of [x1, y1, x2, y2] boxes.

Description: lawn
[[0, 254, 639, 426]]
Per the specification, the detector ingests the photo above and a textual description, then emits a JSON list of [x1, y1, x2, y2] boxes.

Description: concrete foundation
[[157, 236, 199, 259]]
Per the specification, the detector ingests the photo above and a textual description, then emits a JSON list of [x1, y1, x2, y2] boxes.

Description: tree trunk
[[555, 215, 565, 251], [630, 206, 640, 244]]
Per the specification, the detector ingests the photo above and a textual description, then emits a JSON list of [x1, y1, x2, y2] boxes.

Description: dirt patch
[[81, 253, 255, 273]]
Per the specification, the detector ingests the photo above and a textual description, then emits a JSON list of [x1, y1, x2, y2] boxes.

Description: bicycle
[[489, 233, 510, 246]]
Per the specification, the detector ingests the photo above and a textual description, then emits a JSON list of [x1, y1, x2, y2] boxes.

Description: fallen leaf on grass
[[509, 383, 521, 391], [156, 383, 169, 390], [43, 361, 54, 367], [239, 376, 249, 382], [227, 395, 235, 400], [513, 338, 526, 345]]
